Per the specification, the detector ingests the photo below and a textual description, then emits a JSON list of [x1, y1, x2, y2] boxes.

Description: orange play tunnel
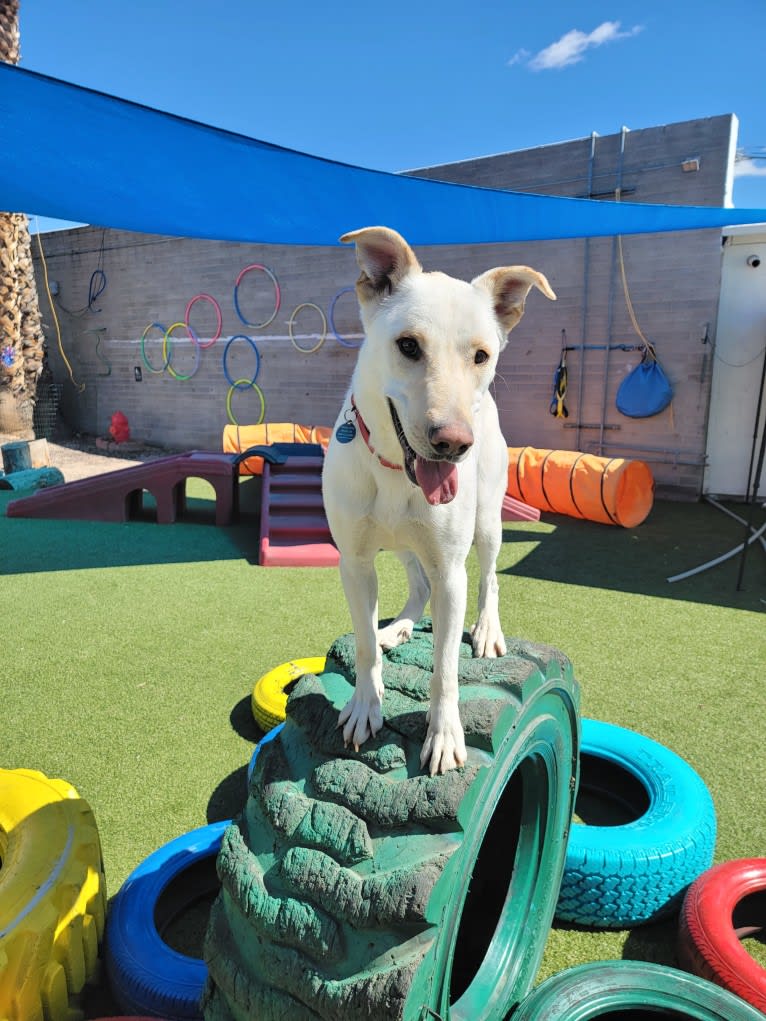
[[223, 422, 332, 474], [507, 446, 654, 527]]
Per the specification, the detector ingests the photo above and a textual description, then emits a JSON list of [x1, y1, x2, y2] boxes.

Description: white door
[[704, 229, 766, 498]]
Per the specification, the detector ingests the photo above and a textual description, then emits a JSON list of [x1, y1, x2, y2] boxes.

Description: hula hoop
[[329, 287, 363, 348], [227, 379, 265, 426], [288, 303, 327, 354], [233, 264, 281, 329], [223, 334, 261, 389], [140, 322, 170, 374], [184, 293, 222, 349], [162, 322, 202, 381]]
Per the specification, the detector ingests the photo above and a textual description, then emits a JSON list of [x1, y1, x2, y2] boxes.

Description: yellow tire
[[251, 657, 327, 732], [0, 768, 106, 1021]]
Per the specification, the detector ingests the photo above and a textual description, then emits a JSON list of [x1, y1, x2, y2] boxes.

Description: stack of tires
[[99, 623, 765, 1020], [202, 620, 581, 1020]]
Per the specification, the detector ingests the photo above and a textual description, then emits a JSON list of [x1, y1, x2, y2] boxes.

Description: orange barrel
[[223, 422, 332, 474], [507, 446, 654, 527]]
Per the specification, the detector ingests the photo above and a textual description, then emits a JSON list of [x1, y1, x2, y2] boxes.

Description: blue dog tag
[[336, 421, 356, 443]]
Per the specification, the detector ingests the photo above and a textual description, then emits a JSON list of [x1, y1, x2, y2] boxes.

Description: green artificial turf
[[0, 477, 764, 1015]]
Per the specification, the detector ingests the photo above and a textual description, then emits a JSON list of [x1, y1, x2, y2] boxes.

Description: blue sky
[[18, 1, 766, 231]]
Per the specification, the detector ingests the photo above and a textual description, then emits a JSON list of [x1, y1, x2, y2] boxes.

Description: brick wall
[[32, 114, 736, 496]]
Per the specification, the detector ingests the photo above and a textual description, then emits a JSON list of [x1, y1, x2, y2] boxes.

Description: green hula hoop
[[288, 302, 327, 354], [163, 322, 202, 381], [227, 378, 265, 425], [140, 322, 170, 374]]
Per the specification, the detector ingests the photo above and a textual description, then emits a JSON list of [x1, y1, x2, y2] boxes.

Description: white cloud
[[734, 157, 766, 178], [509, 21, 643, 72], [507, 48, 530, 67]]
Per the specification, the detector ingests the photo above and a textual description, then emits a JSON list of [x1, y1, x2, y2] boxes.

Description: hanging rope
[[35, 228, 85, 392], [614, 189, 657, 361]]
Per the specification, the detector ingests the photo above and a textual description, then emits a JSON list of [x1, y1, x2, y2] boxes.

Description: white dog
[[322, 227, 555, 775]]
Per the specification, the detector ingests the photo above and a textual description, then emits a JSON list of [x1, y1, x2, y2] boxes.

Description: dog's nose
[[428, 422, 474, 458]]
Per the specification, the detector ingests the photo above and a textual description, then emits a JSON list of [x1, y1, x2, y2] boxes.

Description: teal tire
[[203, 621, 580, 1021], [511, 960, 766, 1019], [556, 719, 716, 928]]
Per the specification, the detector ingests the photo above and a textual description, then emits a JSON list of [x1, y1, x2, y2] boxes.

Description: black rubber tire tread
[[202, 620, 580, 1021], [0, 767, 106, 1021], [511, 959, 766, 1019]]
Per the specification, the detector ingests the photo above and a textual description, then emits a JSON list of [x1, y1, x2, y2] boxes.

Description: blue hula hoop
[[223, 334, 261, 389], [329, 287, 363, 348]]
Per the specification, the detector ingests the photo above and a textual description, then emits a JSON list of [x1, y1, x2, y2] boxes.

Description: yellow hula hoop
[[288, 302, 327, 354], [251, 656, 327, 731], [163, 322, 202, 381], [227, 377, 265, 425]]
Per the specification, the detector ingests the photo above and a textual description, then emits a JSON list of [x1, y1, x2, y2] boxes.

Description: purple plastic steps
[[259, 452, 339, 567]]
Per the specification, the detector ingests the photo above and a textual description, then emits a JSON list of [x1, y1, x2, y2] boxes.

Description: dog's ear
[[472, 266, 556, 339], [340, 226, 421, 303]]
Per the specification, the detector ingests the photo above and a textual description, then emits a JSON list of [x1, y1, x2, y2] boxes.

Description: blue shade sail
[[1, 64, 764, 245]]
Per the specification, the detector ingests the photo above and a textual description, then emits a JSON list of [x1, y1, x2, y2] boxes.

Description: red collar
[[351, 396, 403, 472]]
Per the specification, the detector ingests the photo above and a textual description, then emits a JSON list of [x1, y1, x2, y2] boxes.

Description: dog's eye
[[397, 336, 421, 361], [474, 349, 490, 365]]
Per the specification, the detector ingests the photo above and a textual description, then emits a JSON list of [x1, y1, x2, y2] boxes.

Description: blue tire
[[246, 722, 285, 785], [556, 718, 716, 928], [106, 821, 228, 1020]]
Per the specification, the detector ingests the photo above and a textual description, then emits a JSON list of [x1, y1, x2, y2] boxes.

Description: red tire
[[678, 858, 766, 1012]]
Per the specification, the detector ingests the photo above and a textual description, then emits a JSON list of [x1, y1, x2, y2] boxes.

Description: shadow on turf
[[207, 764, 250, 823], [230, 695, 262, 742], [0, 479, 264, 574], [622, 917, 680, 968], [501, 500, 765, 611], [203, 698, 264, 822]]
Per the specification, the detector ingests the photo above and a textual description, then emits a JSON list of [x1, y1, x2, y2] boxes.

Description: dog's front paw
[[338, 688, 384, 751], [377, 619, 414, 651], [420, 702, 467, 776], [470, 613, 507, 659]]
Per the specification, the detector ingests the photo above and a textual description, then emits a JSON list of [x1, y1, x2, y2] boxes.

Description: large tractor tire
[[0, 767, 106, 1021], [203, 620, 580, 1021]]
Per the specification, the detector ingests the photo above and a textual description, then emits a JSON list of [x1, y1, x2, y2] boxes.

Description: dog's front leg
[[420, 564, 468, 775], [337, 555, 385, 750], [377, 551, 430, 651]]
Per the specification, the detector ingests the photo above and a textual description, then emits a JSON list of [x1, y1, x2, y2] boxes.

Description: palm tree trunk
[[0, 0, 46, 436]]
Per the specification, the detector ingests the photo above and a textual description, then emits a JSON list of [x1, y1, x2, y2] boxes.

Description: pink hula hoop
[[184, 293, 222, 349]]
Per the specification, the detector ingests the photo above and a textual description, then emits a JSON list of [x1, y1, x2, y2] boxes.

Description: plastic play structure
[[258, 443, 339, 567], [5, 450, 247, 526], [222, 422, 332, 474]]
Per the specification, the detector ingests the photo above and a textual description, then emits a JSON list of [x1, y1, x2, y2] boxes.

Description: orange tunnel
[[507, 446, 655, 527]]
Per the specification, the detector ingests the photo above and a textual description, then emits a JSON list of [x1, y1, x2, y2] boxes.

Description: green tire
[[511, 960, 766, 1019], [202, 620, 580, 1021]]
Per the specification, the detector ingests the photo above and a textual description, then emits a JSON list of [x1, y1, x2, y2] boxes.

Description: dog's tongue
[[414, 457, 459, 506]]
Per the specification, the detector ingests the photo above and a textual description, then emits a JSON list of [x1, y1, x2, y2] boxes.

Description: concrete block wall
[[33, 114, 736, 496]]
